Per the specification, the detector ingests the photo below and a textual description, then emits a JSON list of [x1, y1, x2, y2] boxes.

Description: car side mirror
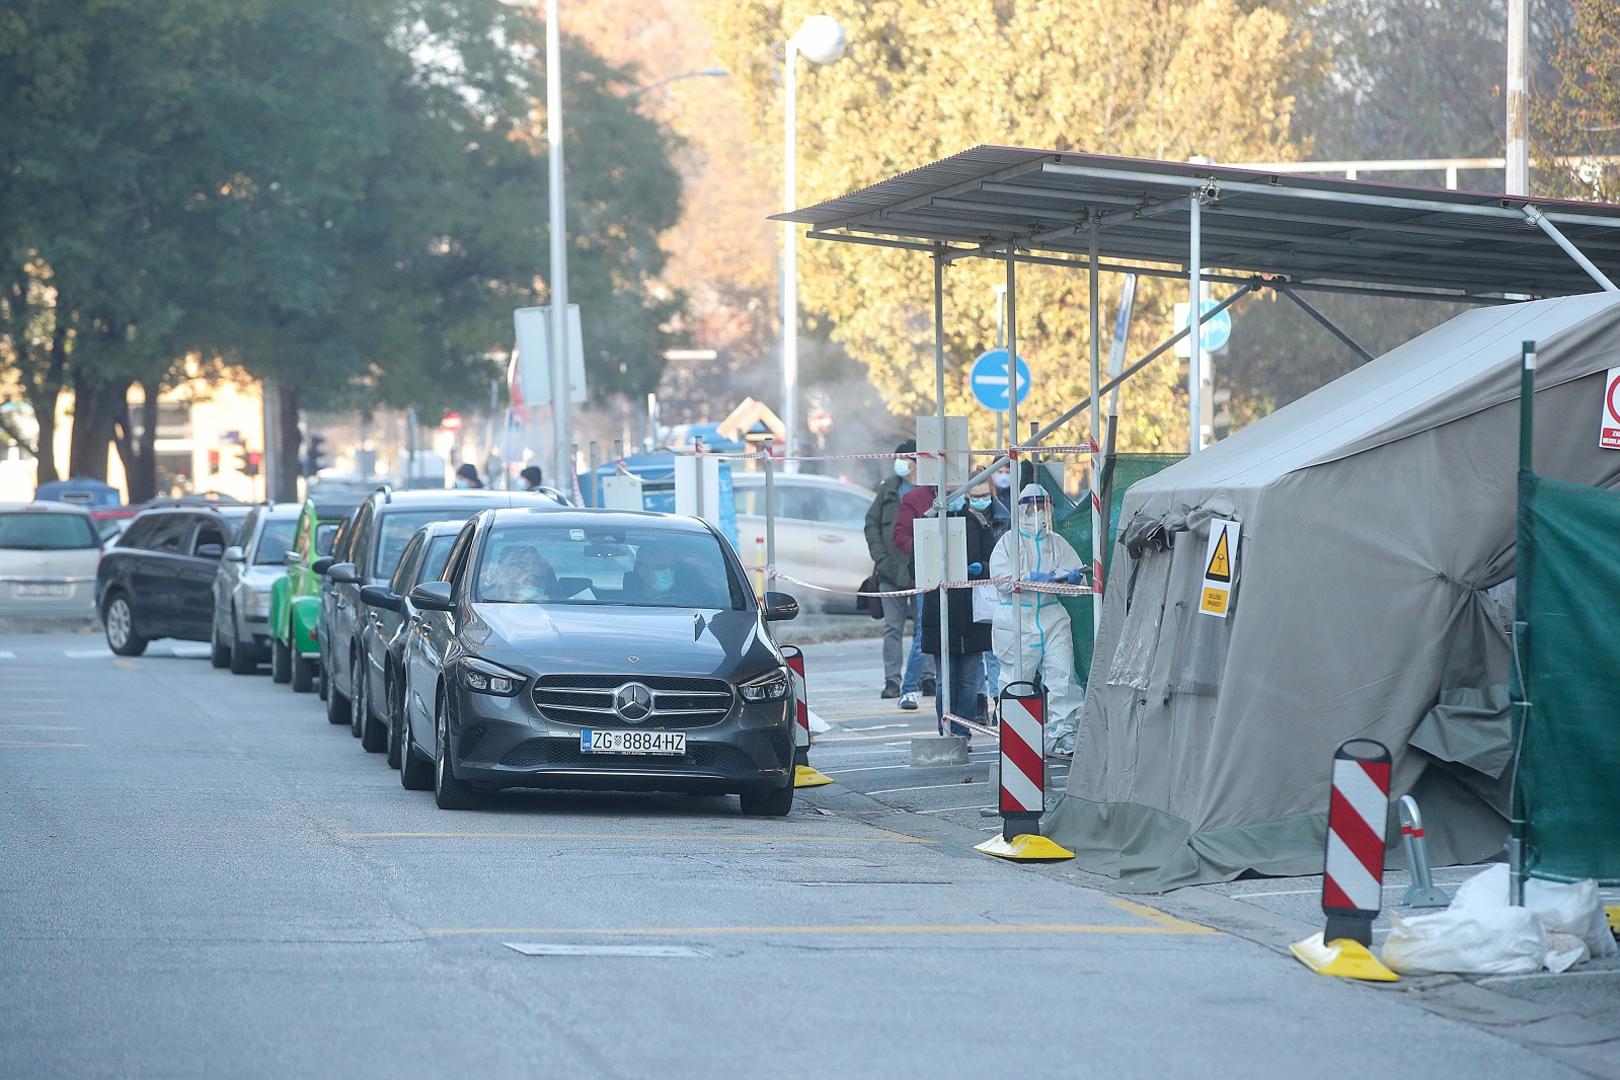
[[197, 542, 225, 560], [360, 584, 401, 612], [762, 591, 800, 623], [223, 545, 246, 563], [327, 561, 359, 584], [409, 580, 454, 612], [310, 556, 334, 575], [284, 550, 304, 566]]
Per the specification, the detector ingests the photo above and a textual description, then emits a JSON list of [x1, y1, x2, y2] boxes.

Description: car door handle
[[817, 534, 846, 543]]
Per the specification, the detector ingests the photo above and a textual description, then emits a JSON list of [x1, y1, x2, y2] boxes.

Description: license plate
[[17, 584, 71, 598], [580, 729, 686, 756]]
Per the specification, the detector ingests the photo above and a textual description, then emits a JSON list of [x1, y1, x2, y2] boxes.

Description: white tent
[[1046, 293, 1620, 890]]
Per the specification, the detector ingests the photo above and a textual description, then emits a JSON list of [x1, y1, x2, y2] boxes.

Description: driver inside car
[[481, 544, 557, 603], [624, 546, 682, 603]]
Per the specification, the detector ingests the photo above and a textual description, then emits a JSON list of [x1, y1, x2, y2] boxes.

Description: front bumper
[[447, 685, 794, 796]]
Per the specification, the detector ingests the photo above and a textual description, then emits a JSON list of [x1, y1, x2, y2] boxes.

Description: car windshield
[[474, 523, 744, 610], [255, 519, 298, 565], [0, 511, 99, 551], [375, 510, 475, 579]]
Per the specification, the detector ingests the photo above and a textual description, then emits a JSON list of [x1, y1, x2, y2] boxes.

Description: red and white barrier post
[[782, 646, 831, 788], [1290, 737, 1399, 981], [974, 681, 1074, 861]]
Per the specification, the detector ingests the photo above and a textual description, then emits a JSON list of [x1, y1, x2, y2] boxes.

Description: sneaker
[[899, 692, 919, 711], [880, 681, 901, 700], [920, 678, 937, 698]]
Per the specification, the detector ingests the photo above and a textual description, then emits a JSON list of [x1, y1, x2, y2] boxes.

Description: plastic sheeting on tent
[[1045, 292, 1620, 891]]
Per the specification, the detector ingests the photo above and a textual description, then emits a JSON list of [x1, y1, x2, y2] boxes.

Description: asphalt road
[[3, 628, 1616, 1079]]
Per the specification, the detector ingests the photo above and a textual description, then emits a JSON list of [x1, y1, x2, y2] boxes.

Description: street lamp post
[[545, 0, 572, 496], [781, 15, 846, 468]]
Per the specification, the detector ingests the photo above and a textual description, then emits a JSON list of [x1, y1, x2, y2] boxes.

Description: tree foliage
[[707, 0, 1309, 451], [0, 0, 683, 495], [1534, 0, 1620, 202]]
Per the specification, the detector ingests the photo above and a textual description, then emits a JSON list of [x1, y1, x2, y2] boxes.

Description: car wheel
[[103, 593, 148, 658], [291, 650, 315, 693], [433, 687, 479, 810], [358, 658, 387, 753], [325, 659, 352, 726], [271, 637, 292, 684], [400, 698, 433, 791], [210, 619, 230, 669], [739, 784, 794, 817], [228, 608, 256, 675], [317, 635, 330, 702], [349, 654, 365, 739], [385, 676, 403, 770]]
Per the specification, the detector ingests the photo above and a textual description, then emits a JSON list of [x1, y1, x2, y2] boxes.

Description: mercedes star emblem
[[613, 682, 654, 723]]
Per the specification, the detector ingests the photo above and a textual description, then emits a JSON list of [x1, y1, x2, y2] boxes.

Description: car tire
[[399, 684, 433, 790], [317, 635, 330, 702], [271, 637, 292, 684], [433, 688, 479, 810], [326, 671, 351, 726], [103, 593, 148, 658], [228, 609, 256, 675], [292, 651, 315, 693], [739, 784, 794, 817], [349, 653, 367, 739], [385, 676, 403, 770], [358, 658, 387, 753], [210, 621, 230, 669]]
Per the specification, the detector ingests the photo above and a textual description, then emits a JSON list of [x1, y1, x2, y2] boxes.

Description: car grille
[[498, 738, 762, 773], [531, 674, 734, 728]]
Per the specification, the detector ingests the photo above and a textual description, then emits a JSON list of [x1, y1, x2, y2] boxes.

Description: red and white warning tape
[[765, 568, 1092, 599]]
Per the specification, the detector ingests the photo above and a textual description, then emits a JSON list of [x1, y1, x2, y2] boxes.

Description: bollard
[[1289, 738, 1399, 981], [973, 682, 1073, 862], [782, 646, 832, 788], [1398, 795, 1450, 908]]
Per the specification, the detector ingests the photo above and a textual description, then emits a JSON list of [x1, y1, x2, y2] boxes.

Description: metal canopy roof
[[776, 145, 1620, 300]]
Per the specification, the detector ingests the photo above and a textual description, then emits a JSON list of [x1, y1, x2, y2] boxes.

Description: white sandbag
[[1544, 932, 1590, 975], [1383, 907, 1548, 976], [1449, 863, 1617, 958]]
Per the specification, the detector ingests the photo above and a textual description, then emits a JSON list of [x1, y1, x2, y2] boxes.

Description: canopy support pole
[[933, 247, 953, 735], [1006, 244, 1025, 686], [943, 284, 1256, 503], [1189, 193, 1203, 455], [1524, 205, 1620, 293], [1088, 220, 1103, 636], [1277, 286, 1377, 364]]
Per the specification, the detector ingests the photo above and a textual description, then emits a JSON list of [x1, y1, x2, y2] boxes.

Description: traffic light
[[303, 434, 327, 476], [207, 449, 220, 474], [236, 447, 261, 477]]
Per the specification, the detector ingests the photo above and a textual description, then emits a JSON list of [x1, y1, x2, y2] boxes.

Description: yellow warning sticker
[[1205, 530, 1231, 582], [1198, 518, 1240, 620]]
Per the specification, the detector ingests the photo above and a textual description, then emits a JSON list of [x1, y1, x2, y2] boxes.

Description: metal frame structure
[[775, 144, 1620, 663]]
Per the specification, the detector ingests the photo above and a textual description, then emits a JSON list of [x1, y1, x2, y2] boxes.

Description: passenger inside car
[[479, 544, 559, 603]]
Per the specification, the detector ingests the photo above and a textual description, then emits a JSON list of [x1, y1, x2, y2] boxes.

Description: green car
[[270, 495, 363, 691]]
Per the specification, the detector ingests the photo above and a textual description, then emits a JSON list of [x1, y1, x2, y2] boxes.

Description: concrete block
[[910, 735, 969, 766]]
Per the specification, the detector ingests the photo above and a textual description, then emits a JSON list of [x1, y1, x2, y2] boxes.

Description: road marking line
[[341, 831, 938, 844], [1107, 899, 1221, 936], [0, 725, 81, 731], [865, 782, 984, 795], [0, 651, 15, 659], [817, 732, 939, 743], [428, 921, 1218, 938], [0, 741, 88, 748], [113, 658, 139, 670], [915, 804, 992, 814], [842, 723, 913, 732], [63, 649, 112, 659], [7, 711, 68, 717]]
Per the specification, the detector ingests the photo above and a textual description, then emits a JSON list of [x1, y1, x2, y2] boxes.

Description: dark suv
[[318, 486, 561, 744], [96, 504, 252, 656]]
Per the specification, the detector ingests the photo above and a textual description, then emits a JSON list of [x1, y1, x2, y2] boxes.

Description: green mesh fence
[[1040, 453, 1184, 685], [1517, 472, 1620, 884]]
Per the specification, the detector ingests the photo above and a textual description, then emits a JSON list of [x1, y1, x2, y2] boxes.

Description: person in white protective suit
[[989, 483, 1086, 756]]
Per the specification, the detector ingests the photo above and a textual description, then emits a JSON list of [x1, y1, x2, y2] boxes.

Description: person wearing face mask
[[918, 486, 995, 739], [626, 547, 680, 603], [454, 463, 484, 489], [966, 481, 1008, 724], [864, 439, 935, 704], [988, 482, 1086, 757]]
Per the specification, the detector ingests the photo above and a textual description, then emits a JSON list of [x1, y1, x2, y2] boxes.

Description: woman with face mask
[[987, 482, 1086, 757]]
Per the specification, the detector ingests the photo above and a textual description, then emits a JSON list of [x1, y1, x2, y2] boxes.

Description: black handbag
[[858, 571, 885, 619]]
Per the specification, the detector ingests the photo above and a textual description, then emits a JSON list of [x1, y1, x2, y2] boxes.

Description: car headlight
[[739, 667, 791, 703], [462, 656, 525, 697], [245, 590, 272, 618]]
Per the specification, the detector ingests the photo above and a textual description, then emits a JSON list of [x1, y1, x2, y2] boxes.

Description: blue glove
[[1066, 568, 1085, 585], [968, 561, 983, 575], [1029, 570, 1055, 583]]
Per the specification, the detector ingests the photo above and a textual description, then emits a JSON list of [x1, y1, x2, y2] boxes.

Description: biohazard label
[[1601, 367, 1620, 450], [1198, 518, 1240, 618]]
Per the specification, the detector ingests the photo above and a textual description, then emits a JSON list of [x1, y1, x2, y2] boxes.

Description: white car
[[0, 502, 101, 623], [730, 473, 876, 613]]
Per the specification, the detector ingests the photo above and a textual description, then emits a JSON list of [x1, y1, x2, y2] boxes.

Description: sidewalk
[[794, 632, 1620, 1078]]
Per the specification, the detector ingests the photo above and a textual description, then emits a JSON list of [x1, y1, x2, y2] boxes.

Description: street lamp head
[[792, 15, 846, 65]]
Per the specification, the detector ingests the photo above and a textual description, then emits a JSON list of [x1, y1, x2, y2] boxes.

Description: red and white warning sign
[[999, 692, 1046, 814], [1601, 367, 1620, 450]]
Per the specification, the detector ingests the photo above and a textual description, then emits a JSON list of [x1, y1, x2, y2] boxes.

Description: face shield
[[1017, 484, 1051, 536]]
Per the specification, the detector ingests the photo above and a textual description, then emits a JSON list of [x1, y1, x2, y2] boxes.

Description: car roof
[[129, 505, 249, 523], [259, 503, 301, 520], [0, 501, 93, 516], [372, 489, 561, 511], [309, 496, 364, 519], [482, 507, 713, 534]]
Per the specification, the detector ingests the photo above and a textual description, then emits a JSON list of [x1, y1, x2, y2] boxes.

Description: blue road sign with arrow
[[970, 348, 1032, 411], [1180, 299, 1233, 352]]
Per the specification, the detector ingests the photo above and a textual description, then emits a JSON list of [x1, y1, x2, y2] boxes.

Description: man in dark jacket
[[918, 493, 995, 739], [864, 439, 934, 701]]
